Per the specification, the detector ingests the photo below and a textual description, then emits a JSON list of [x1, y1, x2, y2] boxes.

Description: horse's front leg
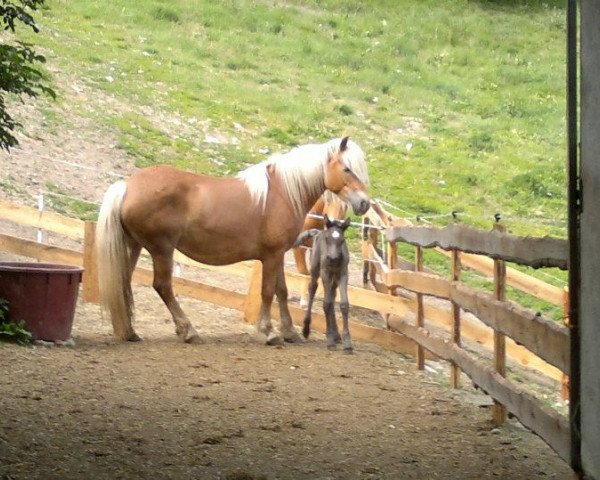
[[339, 271, 353, 353], [151, 249, 201, 344], [275, 262, 302, 343], [258, 255, 284, 345]]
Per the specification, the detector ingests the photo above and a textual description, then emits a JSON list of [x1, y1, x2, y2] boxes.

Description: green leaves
[[0, 298, 32, 346], [0, 0, 55, 150]]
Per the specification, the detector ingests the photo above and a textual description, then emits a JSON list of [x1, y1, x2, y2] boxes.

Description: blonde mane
[[236, 138, 367, 218]]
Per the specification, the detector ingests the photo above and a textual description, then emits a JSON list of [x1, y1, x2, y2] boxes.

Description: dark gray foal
[[293, 215, 353, 352]]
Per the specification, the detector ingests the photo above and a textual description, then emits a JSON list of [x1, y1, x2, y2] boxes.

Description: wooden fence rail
[[386, 223, 568, 269], [387, 217, 565, 305]]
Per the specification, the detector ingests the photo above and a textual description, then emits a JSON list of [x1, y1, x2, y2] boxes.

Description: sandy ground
[[0, 282, 573, 480]]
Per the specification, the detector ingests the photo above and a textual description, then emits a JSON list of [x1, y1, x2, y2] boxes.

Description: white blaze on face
[[332, 230, 341, 239]]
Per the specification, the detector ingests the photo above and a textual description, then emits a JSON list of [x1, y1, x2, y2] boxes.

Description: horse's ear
[[340, 136, 349, 152], [324, 214, 333, 228], [342, 218, 351, 231]]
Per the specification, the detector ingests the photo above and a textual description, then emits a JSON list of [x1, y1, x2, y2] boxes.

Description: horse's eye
[[343, 167, 351, 173]]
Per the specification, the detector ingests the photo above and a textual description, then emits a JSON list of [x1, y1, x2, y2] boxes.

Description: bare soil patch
[[0, 284, 572, 480]]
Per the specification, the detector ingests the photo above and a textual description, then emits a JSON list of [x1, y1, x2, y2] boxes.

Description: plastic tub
[[0, 262, 84, 341]]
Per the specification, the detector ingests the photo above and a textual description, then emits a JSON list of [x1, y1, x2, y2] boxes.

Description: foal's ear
[[340, 136, 349, 152], [324, 214, 333, 229], [342, 217, 351, 231]]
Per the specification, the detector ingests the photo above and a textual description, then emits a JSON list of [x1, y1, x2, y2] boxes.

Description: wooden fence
[[362, 209, 570, 462], [0, 199, 570, 464]]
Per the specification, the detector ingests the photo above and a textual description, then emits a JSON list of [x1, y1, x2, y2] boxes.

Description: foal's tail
[[96, 181, 135, 340], [293, 228, 321, 248]]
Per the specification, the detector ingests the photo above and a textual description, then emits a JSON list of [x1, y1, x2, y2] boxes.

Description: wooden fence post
[[387, 241, 398, 271], [450, 248, 462, 388], [361, 217, 371, 288], [82, 221, 100, 303], [492, 222, 507, 426], [561, 286, 570, 401], [243, 260, 262, 324], [415, 245, 425, 370], [386, 241, 398, 326]]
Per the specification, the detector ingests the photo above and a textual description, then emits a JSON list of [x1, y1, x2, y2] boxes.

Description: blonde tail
[[96, 181, 136, 340]]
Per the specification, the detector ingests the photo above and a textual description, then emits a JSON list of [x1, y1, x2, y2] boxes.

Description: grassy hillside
[[11, 0, 568, 317], [18, 0, 567, 229]]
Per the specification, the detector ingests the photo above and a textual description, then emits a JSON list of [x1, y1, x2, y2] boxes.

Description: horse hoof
[[343, 346, 354, 354], [266, 332, 284, 346], [127, 333, 142, 342], [185, 334, 203, 344], [257, 324, 273, 337], [327, 344, 337, 351], [284, 331, 302, 343]]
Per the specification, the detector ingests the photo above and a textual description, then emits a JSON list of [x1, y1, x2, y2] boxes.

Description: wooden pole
[[492, 223, 507, 425], [386, 241, 398, 327], [82, 221, 100, 303], [561, 287, 570, 401], [387, 241, 398, 270], [450, 248, 462, 388], [415, 245, 425, 370], [243, 260, 262, 325]]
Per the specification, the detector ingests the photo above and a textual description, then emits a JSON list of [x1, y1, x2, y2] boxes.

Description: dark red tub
[[0, 262, 84, 341]]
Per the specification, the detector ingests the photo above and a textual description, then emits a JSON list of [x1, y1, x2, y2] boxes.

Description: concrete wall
[[580, 1, 600, 478]]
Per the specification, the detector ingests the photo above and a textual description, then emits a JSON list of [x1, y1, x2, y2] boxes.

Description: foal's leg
[[302, 271, 319, 339], [150, 249, 201, 344], [275, 263, 301, 343], [322, 275, 340, 349], [339, 271, 353, 353]]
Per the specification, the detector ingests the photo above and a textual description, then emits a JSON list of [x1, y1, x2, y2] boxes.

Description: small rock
[[55, 338, 75, 347]]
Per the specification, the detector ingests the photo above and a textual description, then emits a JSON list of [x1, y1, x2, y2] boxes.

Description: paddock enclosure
[[0, 199, 574, 478]]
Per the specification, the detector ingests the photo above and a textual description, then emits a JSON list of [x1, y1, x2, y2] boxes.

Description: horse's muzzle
[[349, 193, 370, 216]]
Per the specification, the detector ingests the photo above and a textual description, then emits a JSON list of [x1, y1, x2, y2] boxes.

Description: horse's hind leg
[[123, 241, 142, 342], [150, 250, 201, 344]]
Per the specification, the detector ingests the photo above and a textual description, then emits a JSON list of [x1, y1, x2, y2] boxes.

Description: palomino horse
[[294, 215, 353, 352], [96, 137, 370, 345], [292, 139, 368, 305]]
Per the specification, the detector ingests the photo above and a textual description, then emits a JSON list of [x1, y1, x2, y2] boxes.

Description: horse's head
[[324, 137, 370, 215], [322, 214, 351, 264]]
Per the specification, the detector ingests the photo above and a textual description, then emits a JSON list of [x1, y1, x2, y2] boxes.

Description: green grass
[[44, 182, 99, 221], [14, 0, 569, 317]]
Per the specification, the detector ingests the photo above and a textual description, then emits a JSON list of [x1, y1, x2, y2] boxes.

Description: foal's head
[[322, 215, 351, 264], [324, 137, 370, 216]]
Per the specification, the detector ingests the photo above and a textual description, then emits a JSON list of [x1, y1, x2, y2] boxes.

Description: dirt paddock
[[0, 285, 573, 480]]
